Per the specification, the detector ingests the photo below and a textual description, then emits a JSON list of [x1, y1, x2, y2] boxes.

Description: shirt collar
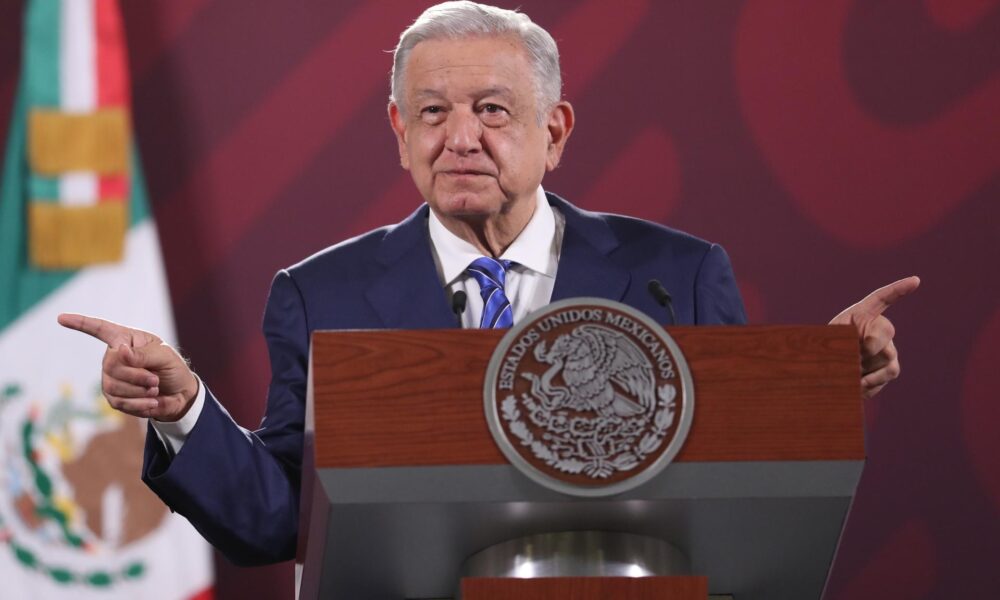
[[428, 187, 557, 286]]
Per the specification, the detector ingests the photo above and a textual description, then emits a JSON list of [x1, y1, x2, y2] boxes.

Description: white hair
[[390, 1, 562, 113]]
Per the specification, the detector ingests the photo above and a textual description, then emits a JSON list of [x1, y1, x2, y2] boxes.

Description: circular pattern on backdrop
[[735, 0, 1000, 249]]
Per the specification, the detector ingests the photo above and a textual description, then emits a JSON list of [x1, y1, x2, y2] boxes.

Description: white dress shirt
[[428, 187, 564, 328], [152, 187, 564, 455]]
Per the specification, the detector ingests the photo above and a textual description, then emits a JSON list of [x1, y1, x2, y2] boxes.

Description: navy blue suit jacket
[[141, 193, 746, 565]]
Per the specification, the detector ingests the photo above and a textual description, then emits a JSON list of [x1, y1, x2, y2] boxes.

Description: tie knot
[[467, 256, 514, 329], [467, 256, 511, 291]]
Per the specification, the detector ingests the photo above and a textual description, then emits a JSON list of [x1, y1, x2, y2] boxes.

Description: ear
[[388, 102, 411, 170], [544, 101, 575, 171]]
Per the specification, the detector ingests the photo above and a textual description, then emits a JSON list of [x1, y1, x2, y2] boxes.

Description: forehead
[[403, 35, 534, 99]]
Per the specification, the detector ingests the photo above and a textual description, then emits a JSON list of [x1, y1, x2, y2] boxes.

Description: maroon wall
[[2, 1, 998, 598]]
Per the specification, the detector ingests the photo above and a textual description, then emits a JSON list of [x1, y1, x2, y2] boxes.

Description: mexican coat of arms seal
[[484, 298, 694, 496]]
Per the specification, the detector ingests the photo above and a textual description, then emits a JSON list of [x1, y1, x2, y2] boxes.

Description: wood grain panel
[[310, 326, 863, 468]]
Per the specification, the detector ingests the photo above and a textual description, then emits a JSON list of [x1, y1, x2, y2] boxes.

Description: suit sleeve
[[693, 244, 748, 325], [141, 270, 307, 566]]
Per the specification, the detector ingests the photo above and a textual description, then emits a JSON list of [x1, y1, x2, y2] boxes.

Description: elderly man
[[59, 1, 917, 565]]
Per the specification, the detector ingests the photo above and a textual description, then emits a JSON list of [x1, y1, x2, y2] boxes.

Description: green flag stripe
[[0, 87, 73, 332], [27, 175, 59, 201], [128, 152, 151, 226], [0, 86, 154, 332], [24, 0, 61, 107]]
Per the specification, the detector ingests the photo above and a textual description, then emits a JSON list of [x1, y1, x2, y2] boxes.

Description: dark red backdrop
[[2, 1, 998, 598]]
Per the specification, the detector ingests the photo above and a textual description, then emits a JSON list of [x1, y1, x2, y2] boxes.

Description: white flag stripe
[[60, 0, 96, 112], [59, 170, 99, 205], [0, 222, 212, 599], [59, 0, 99, 207]]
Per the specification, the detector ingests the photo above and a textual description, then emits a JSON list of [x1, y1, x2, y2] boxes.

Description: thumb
[[119, 344, 145, 368], [120, 343, 166, 370]]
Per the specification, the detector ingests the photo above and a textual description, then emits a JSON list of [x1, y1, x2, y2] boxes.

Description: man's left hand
[[830, 276, 921, 399]]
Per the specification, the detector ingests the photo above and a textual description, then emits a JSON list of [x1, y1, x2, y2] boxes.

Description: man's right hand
[[57, 314, 198, 422]]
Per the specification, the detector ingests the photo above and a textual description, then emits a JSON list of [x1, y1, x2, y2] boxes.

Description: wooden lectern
[[297, 325, 863, 600]]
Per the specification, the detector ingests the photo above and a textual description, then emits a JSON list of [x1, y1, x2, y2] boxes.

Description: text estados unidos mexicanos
[[497, 309, 676, 390]]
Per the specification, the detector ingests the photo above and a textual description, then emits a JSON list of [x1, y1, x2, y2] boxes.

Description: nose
[[445, 107, 482, 156]]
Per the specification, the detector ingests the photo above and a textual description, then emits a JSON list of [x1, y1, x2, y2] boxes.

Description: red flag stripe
[[95, 0, 128, 202], [187, 585, 215, 600], [98, 174, 127, 202], [95, 0, 128, 107]]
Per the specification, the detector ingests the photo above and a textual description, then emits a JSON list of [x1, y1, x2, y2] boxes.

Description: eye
[[419, 105, 446, 124], [478, 103, 510, 125]]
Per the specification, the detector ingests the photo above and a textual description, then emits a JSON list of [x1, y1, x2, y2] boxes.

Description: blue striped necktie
[[467, 257, 514, 329]]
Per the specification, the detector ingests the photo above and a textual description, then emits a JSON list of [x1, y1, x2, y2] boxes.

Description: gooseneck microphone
[[647, 279, 676, 326], [451, 290, 468, 327]]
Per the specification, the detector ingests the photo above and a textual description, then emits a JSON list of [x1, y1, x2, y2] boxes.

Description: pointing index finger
[[856, 276, 921, 316], [57, 313, 131, 347]]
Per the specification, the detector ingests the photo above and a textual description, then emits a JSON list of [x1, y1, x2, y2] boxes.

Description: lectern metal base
[[304, 460, 862, 599], [461, 531, 690, 579]]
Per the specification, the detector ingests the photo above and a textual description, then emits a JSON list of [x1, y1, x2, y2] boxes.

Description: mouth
[[439, 169, 494, 177]]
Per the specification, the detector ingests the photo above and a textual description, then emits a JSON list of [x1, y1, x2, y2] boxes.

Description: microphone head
[[451, 290, 468, 315], [647, 279, 671, 307]]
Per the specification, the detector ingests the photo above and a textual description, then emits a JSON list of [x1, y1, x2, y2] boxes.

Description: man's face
[[389, 35, 572, 222]]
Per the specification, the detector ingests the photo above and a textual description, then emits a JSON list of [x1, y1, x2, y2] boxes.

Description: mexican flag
[[0, 0, 213, 598]]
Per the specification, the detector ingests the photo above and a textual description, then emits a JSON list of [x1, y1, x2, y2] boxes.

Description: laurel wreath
[[0, 382, 147, 587], [501, 383, 677, 479]]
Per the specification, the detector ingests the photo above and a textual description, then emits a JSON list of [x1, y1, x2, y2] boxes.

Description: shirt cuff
[[150, 375, 206, 457]]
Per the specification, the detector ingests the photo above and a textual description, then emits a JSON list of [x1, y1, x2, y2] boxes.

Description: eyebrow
[[476, 86, 515, 100], [411, 86, 516, 102], [413, 89, 446, 100]]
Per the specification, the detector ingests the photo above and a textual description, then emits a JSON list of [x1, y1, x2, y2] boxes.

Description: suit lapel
[[365, 205, 457, 329], [364, 195, 631, 328], [548, 194, 631, 303]]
